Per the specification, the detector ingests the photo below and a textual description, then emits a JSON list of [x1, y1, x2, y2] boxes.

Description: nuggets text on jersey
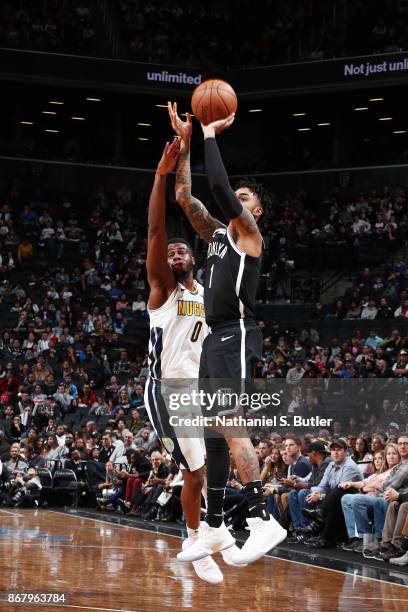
[[177, 300, 205, 317]]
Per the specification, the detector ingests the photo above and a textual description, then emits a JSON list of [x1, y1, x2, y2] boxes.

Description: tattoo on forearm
[[176, 148, 224, 241]]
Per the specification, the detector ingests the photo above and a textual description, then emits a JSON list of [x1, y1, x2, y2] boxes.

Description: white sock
[[187, 526, 200, 541]]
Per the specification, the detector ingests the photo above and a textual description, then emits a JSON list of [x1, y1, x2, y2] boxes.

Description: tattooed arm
[[176, 143, 225, 241], [168, 102, 225, 242]]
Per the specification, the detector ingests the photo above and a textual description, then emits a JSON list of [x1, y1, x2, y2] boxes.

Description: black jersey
[[204, 227, 261, 327]]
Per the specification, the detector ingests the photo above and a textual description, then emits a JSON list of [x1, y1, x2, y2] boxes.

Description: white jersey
[[147, 281, 207, 379]]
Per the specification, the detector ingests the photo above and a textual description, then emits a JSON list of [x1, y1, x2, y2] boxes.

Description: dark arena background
[[0, 1, 408, 611]]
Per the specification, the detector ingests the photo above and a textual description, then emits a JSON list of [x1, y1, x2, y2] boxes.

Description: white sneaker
[[220, 544, 248, 567], [177, 522, 235, 562], [181, 538, 223, 584], [229, 517, 287, 565], [389, 550, 408, 566]]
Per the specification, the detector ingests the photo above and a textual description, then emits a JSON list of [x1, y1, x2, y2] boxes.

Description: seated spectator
[[286, 361, 305, 385], [256, 439, 272, 471], [44, 434, 66, 471], [260, 445, 286, 485], [117, 448, 151, 514], [95, 461, 122, 511], [127, 408, 145, 434], [340, 435, 408, 558], [86, 447, 106, 495], [297, 439, 362, 548], [287, 441, 331, 540], [98, 433, 116, 464], [8, 415, 25, 443], [134, 428, 155, 453], [380, 489, 408, 561], [7, 467, 42, 507], [4, 442, 28, 474], [345, 301, 362, 319], [265, 438, 311, 521], [132, 294, 147, 319], [129, 451, 170, 519], [351, 437, 373, 475], [340, 445, 398, 553]]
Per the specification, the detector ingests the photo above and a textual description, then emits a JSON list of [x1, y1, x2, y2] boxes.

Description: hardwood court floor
[[0, 509, 407, 612]]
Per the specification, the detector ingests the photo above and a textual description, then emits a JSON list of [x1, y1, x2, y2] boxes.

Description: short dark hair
[[285, 436, 302, 447], [234, 178, 270, 209], [168, 237, 193, 251]]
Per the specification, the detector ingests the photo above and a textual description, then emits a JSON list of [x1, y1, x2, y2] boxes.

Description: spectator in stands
[[380, 491, 408, 561], [23, 444, 45, 469], [8, 467, 41, 507], [351, 437, 373, 475], [342, 435, 408, 559], [257, 439, 272, 471], [127, 408, 145, 434], [287, 441, 331, 541], [4, 442, 28, 473], [119, 448, 152, 515], [260, 445, 286, 486], [297, 439, 362, 548], [340, 446, 398, 553], [44, 434, 67, 470], [99, 433, 117, 464], [86, 447, 106, 494], [136, 451, 170, 520], [286, 361, 305, 385], [266, 438, 311, 521]]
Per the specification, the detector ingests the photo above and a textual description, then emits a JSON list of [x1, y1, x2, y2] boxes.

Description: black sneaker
[[117, 499, 131, 514], [363, 547, 378, 559], [342, 538, 362, 552], [286, 534, 301, 544], [378, 544, 405, 561]]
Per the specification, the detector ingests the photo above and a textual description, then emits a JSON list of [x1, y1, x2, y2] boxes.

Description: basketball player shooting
[[145, 137, 241, 583], [168, 102, 287, 565]]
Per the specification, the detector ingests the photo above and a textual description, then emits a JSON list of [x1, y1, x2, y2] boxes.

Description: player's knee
[[184, 467, 204, 491]]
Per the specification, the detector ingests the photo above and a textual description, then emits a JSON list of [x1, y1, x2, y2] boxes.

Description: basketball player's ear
[[192, 255, 196, 266], [254, 206, 263, 221]]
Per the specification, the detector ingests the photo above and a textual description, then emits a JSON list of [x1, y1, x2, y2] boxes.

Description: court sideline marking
[[0, 509, 23, 517]]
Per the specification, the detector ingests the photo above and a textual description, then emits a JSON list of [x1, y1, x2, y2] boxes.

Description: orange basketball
[[191, 79, 237, 125]]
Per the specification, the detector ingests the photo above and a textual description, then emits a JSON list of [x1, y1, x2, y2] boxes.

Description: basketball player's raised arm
[[201, 117, 263, 257], [147, 138, 180, 301], [168, 102, 225, 242]]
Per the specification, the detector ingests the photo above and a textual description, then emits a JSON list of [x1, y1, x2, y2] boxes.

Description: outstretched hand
[[168, 101, 192, 147], [156, 137, 181, 176], [201, 113, 235, 137]]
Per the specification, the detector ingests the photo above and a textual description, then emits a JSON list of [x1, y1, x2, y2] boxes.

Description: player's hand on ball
[[156, 136, 181, 176], [168, 101, 192, 146], [201, 113, 235, 137]]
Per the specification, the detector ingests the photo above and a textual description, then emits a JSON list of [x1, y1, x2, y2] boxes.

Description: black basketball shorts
[[199, 320, 262, 416]]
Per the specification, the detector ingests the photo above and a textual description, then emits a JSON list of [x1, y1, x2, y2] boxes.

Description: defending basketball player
[[145, 137, 241, 583], [168, 102, 287, 565]]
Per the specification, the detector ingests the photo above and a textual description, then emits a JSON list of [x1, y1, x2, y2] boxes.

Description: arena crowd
[[0, 1, 406, 67]]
